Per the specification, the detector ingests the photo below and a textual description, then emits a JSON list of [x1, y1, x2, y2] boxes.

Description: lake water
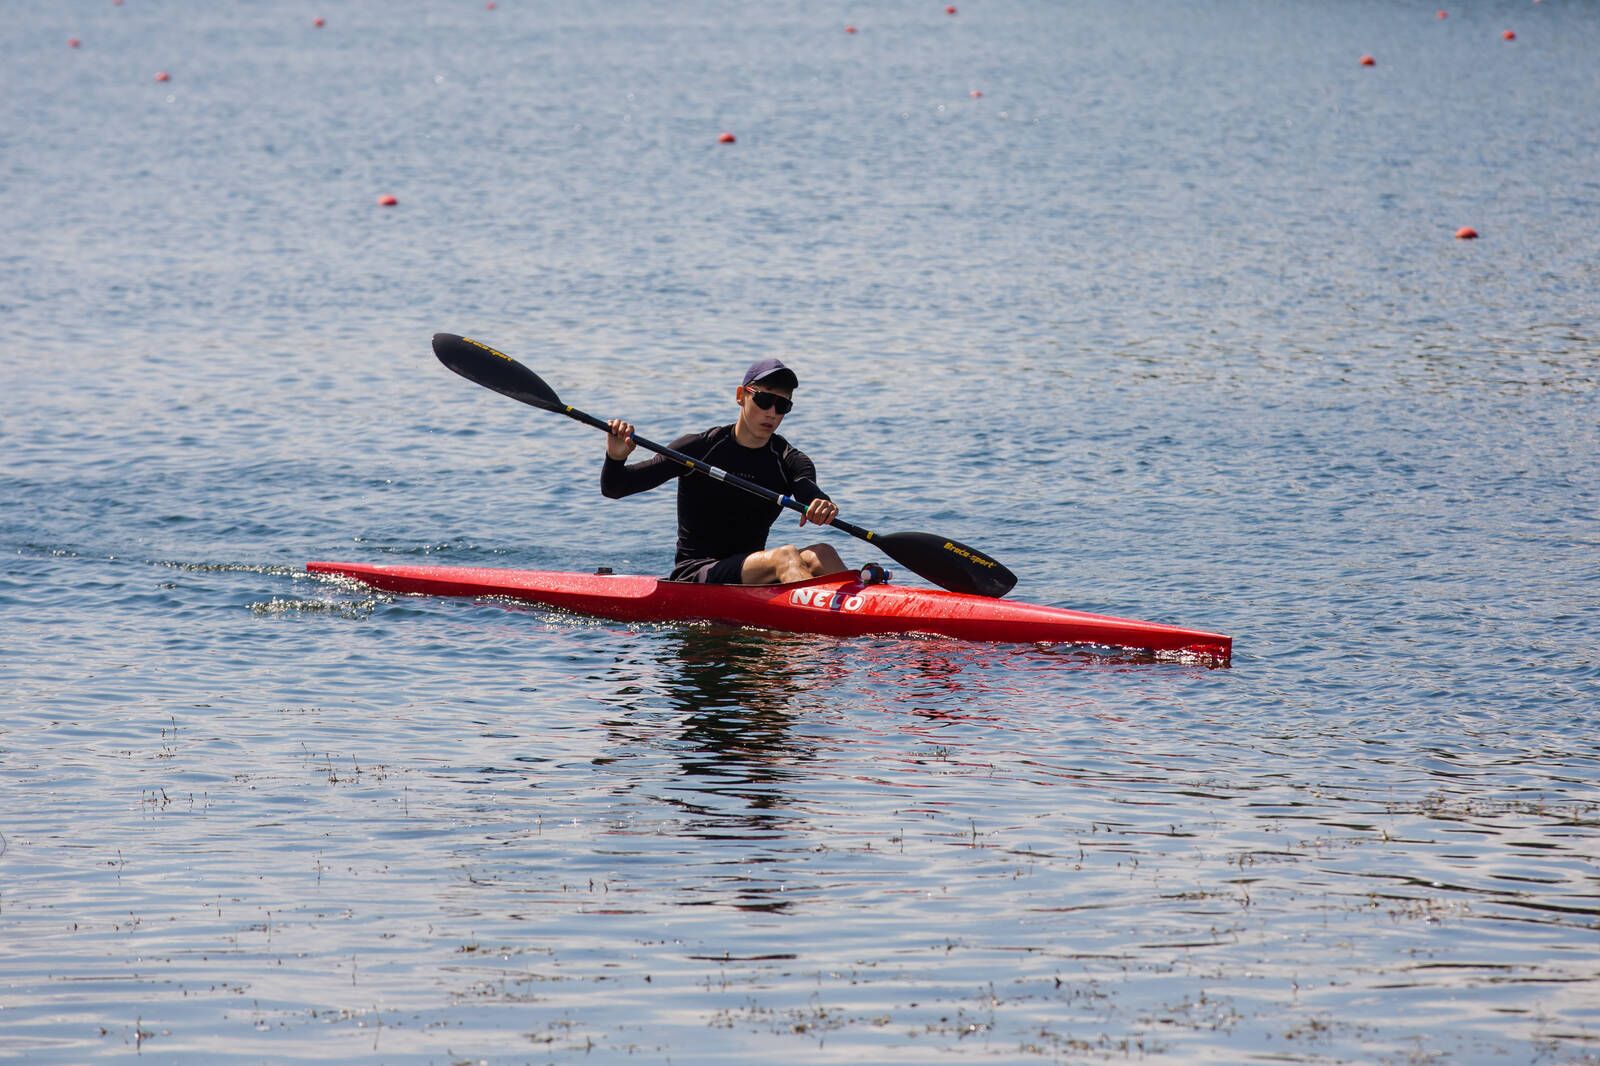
[[3, 1, 1597, 1062]]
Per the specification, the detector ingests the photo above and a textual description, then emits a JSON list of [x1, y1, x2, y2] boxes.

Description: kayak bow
[[307, 562, 1232, 660]]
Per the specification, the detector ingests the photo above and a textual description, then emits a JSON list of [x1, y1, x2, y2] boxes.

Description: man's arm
[[779, 441, 838, 526], [600, 428, 699, 499]]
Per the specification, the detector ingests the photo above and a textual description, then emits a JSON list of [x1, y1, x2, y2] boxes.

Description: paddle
[[431, 333, 1018, 598]]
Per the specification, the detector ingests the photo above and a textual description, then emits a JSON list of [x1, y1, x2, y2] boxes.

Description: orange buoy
[[845, 24, 857, 34], [1502, 28, 1516, 40], [154, 71, 170, 82], [68, 37, 81, 48], [1455, 226, 1479, 240], [969, 89, 983, 98], [377, 194, 398, 207], [718, 132, 736, 144], [1360, 54, 1376, 66], [313, 17, 325, 28]]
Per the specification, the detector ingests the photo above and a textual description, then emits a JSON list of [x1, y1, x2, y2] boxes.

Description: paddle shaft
[[555, 403, 876, 541]]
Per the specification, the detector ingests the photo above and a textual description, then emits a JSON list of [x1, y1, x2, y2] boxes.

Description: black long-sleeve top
[[601, 425, 829, 577]]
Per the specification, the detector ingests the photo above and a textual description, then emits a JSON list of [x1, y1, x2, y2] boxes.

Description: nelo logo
[[790, 588, 865, 612]]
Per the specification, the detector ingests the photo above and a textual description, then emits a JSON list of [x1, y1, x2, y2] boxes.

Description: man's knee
[[744, 544, 806, 584], [800, 543, 846, 576]]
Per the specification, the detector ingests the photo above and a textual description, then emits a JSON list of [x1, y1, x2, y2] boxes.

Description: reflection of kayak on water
[[306, 561, 1233, 661]]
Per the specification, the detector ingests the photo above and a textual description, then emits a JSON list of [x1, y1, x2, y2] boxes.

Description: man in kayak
[[603, 358, 847, 585]]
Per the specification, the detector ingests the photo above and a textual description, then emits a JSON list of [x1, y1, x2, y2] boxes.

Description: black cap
[[742, 357, 798, 391]]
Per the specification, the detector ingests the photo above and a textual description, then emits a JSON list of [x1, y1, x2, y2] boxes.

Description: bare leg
[[799, 542, 847, 577], [739, 543, 850, 584]]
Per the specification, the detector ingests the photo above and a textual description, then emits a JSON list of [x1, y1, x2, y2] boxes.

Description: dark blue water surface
[[3, 2, 1597, 1063]]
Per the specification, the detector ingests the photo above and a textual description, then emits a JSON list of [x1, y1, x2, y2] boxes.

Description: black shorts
[[670, 553, 752, 585]]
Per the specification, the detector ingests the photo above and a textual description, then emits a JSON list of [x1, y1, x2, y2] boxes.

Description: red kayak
[[307, 561, 1232, 660]]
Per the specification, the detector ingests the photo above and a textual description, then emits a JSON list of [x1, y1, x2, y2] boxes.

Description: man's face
[[739, 382, 793, 434]]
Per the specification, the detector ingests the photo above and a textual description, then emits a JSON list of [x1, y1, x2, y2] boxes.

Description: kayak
[[308, 562, 1231, 659], [307, 561, 1232, 660]]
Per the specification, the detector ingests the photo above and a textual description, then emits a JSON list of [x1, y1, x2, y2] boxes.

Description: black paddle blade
[[433, 333, 564, 411], [874, 531, 1017, 598]]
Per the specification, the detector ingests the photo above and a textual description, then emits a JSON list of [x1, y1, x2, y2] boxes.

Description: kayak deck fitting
[[306, 562, 1233, 661]]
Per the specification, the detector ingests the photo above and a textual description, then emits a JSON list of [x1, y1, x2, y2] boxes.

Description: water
[[3, 1, 1597, 1062]]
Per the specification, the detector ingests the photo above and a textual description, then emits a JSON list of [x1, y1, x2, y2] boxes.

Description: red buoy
[[154, 71, 170, 82], [946, 5, 957, 13], [313, 17, 325, 28], [969, 89, 983, 98], [1436, 9, 1447, 18], [1359, 54, 1376, 66], [68, 37, 81, 48], [1502, 28, 1516, 40], [1455, 226, 1479, 240], [486, 1, 496, 8], [845, 24, 857, 34], [718, 132, 736, 144], [377, 194, 398, 207]]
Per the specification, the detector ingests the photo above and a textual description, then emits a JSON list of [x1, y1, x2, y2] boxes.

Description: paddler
[[603, 358, 847, 585]]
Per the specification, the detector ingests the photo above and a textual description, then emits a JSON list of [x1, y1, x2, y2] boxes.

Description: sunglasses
[[744, 387, 793, 415]]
